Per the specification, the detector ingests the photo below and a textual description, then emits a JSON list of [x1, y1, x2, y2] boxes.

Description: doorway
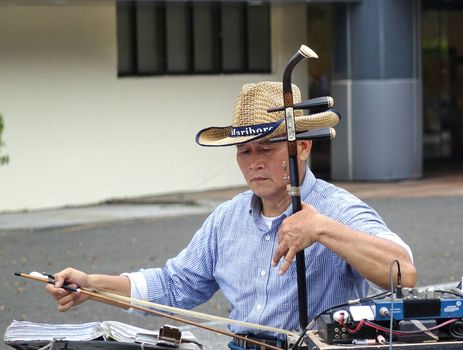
[[422, 0, 463, 173], [307, 4, 334, 180]]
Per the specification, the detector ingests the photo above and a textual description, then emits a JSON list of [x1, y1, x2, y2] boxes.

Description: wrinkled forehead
[[236, 139, 286, 151], [236, 140, 270, 147]]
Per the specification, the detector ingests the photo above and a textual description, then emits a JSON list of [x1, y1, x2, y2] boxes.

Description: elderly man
[[46, 81, 416, 350]]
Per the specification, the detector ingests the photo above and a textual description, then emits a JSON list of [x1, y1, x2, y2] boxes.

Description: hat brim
[[196, 110, 340, 147]]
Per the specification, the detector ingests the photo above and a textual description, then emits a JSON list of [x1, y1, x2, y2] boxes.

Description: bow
[[15, 271, 298, 350]]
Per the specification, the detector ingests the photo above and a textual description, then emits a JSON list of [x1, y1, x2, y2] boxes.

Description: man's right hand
[[45, 267, 90, 311]]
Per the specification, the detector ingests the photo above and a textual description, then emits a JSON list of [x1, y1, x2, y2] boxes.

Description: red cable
[[345, 318, 459, 336], [347, 319, 366, 334]]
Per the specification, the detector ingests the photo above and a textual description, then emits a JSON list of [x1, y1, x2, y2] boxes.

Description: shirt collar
[[249, 194, 262, 217], [300, 165, 316, 200]]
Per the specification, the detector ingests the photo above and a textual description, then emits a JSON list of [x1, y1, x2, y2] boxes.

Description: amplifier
[[372, 298, 463, 321], [315, 287, 463, 345]]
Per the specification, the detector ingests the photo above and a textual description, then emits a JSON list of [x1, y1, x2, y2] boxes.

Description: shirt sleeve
[[326, 195, 415, 289], [137, 207, 222, 309], [332, 196, 413, 261], [121, 271, 149, 300], [376, 231, 414, 262], [366, 231, 414, 291]]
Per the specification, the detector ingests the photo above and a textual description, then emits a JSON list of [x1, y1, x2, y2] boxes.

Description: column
[[331, 0, 422, 180]]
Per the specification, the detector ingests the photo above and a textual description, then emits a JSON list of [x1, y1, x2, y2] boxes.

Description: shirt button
[[265, 235, 270, 241], [260, 270, 266, 277], [256, 304, 262, 310]]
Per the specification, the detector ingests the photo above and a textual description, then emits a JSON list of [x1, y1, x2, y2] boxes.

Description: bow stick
[[282, 44, 319, 330], [15, 272, 295, 336], [86, 288, 297, 337], [15, 272, 293, 350]]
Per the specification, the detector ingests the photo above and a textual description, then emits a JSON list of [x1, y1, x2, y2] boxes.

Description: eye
[[261, 146, 274, 153], [237, 147, 250, 154]]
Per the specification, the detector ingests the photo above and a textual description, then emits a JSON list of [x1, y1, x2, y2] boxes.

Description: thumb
[[53, 274, 65, 288]]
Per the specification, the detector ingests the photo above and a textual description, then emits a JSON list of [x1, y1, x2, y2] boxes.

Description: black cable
[[388, 259, 399, 350], [435, 289, 463, 298], [449, 321, 463, 340], [289, 290, 392, 349], [395, 259, 403, 299], [364, 318, 459, 335]]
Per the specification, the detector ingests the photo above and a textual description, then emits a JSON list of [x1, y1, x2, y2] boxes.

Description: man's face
[[237, 140, 309, 203], [236, 140, 312, 203]]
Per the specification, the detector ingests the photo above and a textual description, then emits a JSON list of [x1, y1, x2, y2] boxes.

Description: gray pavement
[[1, 174, 463, 350], [0, 203, 214, 231], [1, 171, 462, 232], [0, 185, 245, 232]]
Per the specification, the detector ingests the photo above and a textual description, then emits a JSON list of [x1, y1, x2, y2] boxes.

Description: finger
[[45, 283, 66, 298], [278, 259, 291, 275], [58, 299, 75, 312], [278, 248, 297, 275], [53, 273, 67, 288], [57, 292, 77, 307], [272, 244, 289, 267]]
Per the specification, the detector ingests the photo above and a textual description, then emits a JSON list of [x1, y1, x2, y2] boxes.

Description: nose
[[248, 151, 265, 171]]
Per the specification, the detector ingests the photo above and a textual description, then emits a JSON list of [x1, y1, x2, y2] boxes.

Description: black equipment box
[[305, 331, 463, 350], [316, 314, 387, 344]]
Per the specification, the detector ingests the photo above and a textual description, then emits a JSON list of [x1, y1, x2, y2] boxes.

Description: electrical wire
[[289, 290, 392, 349], [450, 288, 463, 297], [456, 280, 462, 290], [448, 320, 463, 340], [290, 260, 460, 349], [345, 319, 366, 334], [388, 259, 399, 350], [435, 289, 463, 298], [364, 318, 459, 335]]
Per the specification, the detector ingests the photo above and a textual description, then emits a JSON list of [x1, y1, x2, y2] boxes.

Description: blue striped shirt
[[138, 168, 410, 337]]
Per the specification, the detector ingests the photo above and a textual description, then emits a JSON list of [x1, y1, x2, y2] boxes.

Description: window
[[116, 1, 271, 76]]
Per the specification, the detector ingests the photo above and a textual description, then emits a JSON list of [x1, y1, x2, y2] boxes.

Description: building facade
[[0, 0, 461, 212]]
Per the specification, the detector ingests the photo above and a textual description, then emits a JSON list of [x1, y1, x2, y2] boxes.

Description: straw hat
[[195, 81, 339, 147]]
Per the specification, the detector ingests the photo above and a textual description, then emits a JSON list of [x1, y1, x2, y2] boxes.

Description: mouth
[[250, 176, 268, 183]]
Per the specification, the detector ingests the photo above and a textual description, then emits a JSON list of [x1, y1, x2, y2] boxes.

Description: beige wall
[[0, 3, 307, 212]]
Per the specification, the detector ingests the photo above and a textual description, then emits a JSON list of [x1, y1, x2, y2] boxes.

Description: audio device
[[316, 287, 463, 345]]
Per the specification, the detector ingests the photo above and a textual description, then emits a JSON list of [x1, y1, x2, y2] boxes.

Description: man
[[46, 81, 416, 349]]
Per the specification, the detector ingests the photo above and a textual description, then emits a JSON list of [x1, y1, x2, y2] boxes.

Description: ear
[[297, 140, 312, 161]]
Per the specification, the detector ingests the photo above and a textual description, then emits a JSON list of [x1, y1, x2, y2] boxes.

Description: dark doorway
[[422, 0, 463, 172], [307, 4, 334, 180]]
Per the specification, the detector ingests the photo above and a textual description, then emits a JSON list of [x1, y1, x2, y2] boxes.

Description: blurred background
[[1, 0, 462, 213]]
